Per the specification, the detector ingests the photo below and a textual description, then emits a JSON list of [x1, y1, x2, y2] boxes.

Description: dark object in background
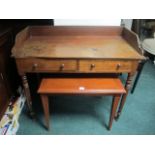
[[132, 19, 155, 39], [0, 19, 53, 27], [0, 19, 53, 41], [0, 27, 16, 120], [0, 19, 54, 120], [130, 19, 155, 93]]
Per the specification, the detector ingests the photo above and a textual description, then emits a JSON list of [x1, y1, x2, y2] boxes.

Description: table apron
[[15, 58, 139, 75]]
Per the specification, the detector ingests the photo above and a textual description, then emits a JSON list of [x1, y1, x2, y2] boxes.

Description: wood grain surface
[[12, 26, 144, 60]]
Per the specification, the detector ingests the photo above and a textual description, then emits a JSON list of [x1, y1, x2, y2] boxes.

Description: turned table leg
[[116, 73, 135, 119], [21, 74, 35, 118], [131, 60, 146, 94]]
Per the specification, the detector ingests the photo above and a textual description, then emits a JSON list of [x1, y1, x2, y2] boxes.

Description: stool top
[[38, 77, 126, 95]]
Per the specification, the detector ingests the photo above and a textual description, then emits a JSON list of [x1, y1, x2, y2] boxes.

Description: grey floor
[[17, 61, 155, 135]]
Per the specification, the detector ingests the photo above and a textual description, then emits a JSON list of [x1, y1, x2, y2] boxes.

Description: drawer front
[[16, 59, 77, 74], [79, 60, 134, 73]]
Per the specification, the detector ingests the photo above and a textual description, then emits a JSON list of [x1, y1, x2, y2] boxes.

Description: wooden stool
[[38, 78, 126, 130]]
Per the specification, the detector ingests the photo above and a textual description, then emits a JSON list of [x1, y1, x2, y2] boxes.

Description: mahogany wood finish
[[38, 78, 126, 95], [12, 27, 143, 60], [12, 26, 145, 118], [16, 58, 77, 73], [122, 28, 142, 54], [79, 60, 138, 73], [38, 78, 126, 130]]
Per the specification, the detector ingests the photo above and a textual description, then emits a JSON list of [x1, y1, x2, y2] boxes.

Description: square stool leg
[[108, 95, 121, 130], [40, 94, 50, 130]]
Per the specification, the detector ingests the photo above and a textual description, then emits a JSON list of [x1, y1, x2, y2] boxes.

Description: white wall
[[121, 19, 133, 30], [54, 19, 121, 26]]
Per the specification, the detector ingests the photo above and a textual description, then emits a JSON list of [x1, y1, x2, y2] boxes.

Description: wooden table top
[[12, 26, 144, 60]]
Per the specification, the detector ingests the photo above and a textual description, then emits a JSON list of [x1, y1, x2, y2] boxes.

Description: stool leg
[[108, 95, 121, 130], [116, 73, 134, 120], [41, 94, 50, 130]]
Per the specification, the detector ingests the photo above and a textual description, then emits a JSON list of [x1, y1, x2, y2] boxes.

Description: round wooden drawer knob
[[116, 63, 121, 70], [60, 64, 65, 70], [90, 64, 95, 70], [32, 63, 38, 70]]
